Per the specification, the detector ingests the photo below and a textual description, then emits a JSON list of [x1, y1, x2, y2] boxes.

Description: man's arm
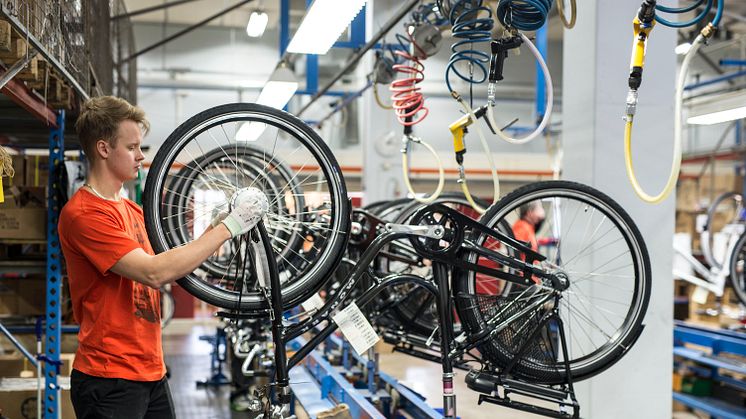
[[111, 224, 232, 289]]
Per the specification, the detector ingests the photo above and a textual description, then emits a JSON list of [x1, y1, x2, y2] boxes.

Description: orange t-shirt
[[512, 219, 538, 251], [58, 189, 165, 381]]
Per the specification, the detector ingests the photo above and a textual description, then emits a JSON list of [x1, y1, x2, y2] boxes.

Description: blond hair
[[75, 96, 150, 161]]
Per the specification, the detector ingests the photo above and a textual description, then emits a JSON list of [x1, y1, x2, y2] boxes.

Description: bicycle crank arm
[[385, 223, 445, 238]]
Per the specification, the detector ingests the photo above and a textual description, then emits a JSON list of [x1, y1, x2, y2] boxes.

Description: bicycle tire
[[703, 191, 742, 270], [143, 103, 351, 310], [453, 180, 651, 383], [727, 231, 746, 306]]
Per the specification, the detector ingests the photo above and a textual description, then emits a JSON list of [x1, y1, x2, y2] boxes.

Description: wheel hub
[[229, 187, 270, 216]]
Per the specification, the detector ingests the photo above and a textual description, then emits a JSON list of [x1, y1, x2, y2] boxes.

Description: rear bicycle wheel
[[702, 192, 743, 269], [143, 103, 351, 311], [727, 231, 746, 306], [453, 181, 651, 383]]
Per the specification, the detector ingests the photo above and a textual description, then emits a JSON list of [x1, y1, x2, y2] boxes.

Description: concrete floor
[[162, 318, 572, 418]]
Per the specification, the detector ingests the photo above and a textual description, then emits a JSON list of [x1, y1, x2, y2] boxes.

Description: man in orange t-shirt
[[59, 96, 266, 419], [512, 201, 546, 251]]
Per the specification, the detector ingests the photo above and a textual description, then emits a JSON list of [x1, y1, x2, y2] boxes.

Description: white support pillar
[[359, 0, 407, 206], [563, 1, 675, 417]]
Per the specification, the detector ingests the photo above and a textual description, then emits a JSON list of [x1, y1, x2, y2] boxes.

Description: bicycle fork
[[434, 262, 457, 418], [257, 221, 293, 418]]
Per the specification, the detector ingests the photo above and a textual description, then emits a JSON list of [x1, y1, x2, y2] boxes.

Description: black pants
[[70, 369, 176, 419]]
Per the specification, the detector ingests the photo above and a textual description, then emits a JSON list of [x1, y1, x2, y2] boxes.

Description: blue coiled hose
[[445, 0, 493, 93], [496, 0, 553, 32], [654, 0, 723, 28]]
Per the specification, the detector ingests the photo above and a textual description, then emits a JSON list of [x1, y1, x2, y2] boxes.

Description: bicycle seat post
[[434, 262, 457, 418]]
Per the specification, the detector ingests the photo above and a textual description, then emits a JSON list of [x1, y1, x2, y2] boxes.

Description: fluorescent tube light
[[286, 0, 367, 55], [687, 89, 746, 126], [675, 42, 692, 55], [246, 11, 268, 37], [687, 106, 746, 125], [237, 64, 298, 141]]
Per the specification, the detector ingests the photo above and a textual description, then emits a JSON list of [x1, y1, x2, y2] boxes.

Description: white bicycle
[[673, 192, 746, 309]]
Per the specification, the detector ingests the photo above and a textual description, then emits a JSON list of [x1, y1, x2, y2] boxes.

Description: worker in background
[[512, 201, 545, 251], [58, 96, 266, 419]]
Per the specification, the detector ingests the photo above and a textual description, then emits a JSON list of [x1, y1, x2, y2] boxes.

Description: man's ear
[[95, 139, 110, 160]]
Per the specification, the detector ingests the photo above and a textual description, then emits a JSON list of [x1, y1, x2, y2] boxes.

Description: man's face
[[105, 120, 145, 181], [528, 204, 546, 226]]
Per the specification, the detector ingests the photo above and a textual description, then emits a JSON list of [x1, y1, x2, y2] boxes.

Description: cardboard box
[[25, 155, 49, 188], [13, 278, 46, 316], [676, 179, 699, 211], [0, 388, 75, 418], [0, 281, 16, 315], [698, 173, 744, 207], [1, 155, 25, 187], [0, 207, 46, 240]]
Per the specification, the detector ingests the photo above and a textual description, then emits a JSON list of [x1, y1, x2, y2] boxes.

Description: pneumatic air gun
[[626, 0, 657, 120]]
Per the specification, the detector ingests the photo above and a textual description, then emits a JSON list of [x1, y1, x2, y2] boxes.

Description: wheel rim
[[146, 107, 349, 308], [465, 187, 648, 378]]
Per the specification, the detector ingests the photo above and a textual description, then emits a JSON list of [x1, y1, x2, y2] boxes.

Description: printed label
[[332, 302, 380, 355]]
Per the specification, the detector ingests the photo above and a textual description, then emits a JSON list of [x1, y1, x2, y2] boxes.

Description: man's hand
[[222, 187, 269, 238]]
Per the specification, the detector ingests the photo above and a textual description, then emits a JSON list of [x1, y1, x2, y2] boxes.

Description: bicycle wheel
[[727, 231, 746, 306], [160, 287, 175, 329], [453, 181, 651, 383], [163, 143, 305, 281], [143, 103, 351, 310], [702, 191, 743, 270]]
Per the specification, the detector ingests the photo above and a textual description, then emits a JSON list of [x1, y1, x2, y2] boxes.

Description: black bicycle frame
[[254, 204, 563, 418]]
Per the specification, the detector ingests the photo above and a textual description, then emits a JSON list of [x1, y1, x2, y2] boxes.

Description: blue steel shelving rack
[[673, 321, 746, 419], [44, 111, 65, 419]]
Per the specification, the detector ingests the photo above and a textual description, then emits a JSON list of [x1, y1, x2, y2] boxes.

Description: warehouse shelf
[[674, 321, 746, 418], [0, 260, 45, 275], [673, 392, 746, 419]]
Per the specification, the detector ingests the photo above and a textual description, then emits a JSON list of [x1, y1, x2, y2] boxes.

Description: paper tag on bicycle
[[332, 302, 379, 355], [692, 286, 710, 305], [301, 293, 324, 312]]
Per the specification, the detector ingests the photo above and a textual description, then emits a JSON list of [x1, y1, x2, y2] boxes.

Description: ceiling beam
[[0, 67, 57, 128], [121, 0, 254, 63], [112, 0, 203, 20]]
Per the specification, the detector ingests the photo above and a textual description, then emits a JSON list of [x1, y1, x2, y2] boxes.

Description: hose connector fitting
[[701, 22, 716, 39], [625, 89, 639, 118], [487, 82, 497, 106]]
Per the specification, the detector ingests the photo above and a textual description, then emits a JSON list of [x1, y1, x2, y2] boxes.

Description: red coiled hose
[[390, 43, 429, 126]]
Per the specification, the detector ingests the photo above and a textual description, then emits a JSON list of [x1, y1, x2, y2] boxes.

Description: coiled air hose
[[445, 0, 493, 93], [496, 0, 554, 32], [392, 32, 445, 204], [624, 0, 724, 203], [390, 35, 429, 126]]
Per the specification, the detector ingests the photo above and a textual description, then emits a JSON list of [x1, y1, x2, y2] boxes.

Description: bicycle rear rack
[[463, 303, 581, 418], [466, 369, 579, 418]]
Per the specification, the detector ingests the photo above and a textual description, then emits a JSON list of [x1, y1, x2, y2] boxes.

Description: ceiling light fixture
[[246, 10, 268, 37], [237, 63, 298, 141], [286, 0, 367, 55]]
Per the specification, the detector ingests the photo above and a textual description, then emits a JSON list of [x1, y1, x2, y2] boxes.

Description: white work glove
[[221, 187, 269, 238]]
